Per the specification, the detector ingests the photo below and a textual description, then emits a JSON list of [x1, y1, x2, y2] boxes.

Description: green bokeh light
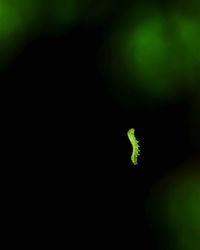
[[147, 165, 200, 250], [126, 14, 175, 97], [104, 3, 200, 105]]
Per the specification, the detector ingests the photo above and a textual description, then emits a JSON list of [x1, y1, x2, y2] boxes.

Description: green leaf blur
[[102, 2, 200, 103]]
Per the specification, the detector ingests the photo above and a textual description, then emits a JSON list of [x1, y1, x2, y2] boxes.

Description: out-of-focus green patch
[[127, 15, 175, 97], [172, 13, 200, 88], [176, 17, 200, 61], [46, 0, 78, 33], [78, 0, 118, 27], [102, 3, 200, 106], [47, 0, 118, 32], [0, 1, 24, 38], [0, 0, 41, 69], [147, 165, 200, 250], [0, 0, 78, 68]]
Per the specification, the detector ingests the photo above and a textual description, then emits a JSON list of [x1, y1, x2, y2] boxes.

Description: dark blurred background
[[2, 1, 200, 249]]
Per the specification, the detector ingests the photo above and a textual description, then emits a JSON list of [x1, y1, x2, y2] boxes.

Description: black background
[[3, 6, 197, 248]]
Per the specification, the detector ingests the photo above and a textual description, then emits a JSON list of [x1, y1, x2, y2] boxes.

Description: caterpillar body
[[127, 128, 140, 165]]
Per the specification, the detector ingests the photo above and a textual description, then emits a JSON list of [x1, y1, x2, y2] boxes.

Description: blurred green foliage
[[102, 2, 200, 104], [0, 0, 116, 68], [0, 1, 24, 37], [0, 0, 78, 68], [147, 165, 200, 250], [0, 0, 41, 68], [0, 0, 200, 121]]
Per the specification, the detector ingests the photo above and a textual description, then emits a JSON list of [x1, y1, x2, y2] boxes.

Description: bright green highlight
[[127, 128, 140, 165], [131, 15, 173, 95], [110, 4, 200, 102], [120, 10, 185, 98]]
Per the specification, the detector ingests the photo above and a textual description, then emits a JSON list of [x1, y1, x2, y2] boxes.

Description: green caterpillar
[[127, 128, 140, 165]]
